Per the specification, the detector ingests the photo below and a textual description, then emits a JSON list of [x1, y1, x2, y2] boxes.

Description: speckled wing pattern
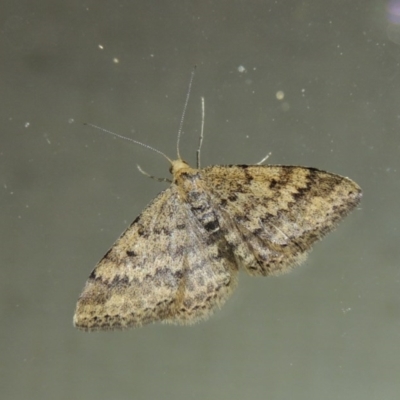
[[74, 161, 361, 331], [73, 179, 238, 331], [202, 165, 361, 276]]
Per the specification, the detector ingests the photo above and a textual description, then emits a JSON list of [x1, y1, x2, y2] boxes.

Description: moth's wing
[[203, 165, 362, 276], [73, 185, 237, 331]]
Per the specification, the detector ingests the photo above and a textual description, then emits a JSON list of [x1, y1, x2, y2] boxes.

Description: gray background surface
[[2, 1, 399, 399]]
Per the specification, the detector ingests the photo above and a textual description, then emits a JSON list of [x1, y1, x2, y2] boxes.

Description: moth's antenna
[[136, 164, 172, 183], [196, 97, 205, 168], [176, 66, 196, 160], [84, 123, 173, 164]]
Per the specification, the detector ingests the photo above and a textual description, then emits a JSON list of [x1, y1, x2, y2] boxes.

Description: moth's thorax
[[170, 161, 221, 235], [172, 163, 206, 195]]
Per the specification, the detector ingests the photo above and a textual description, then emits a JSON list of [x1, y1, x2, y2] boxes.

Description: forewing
[[203, 165, 362, 276], [74, 185, 237, 331]]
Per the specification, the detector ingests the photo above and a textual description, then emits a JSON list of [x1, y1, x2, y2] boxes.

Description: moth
[[74, 76, 362, 331]]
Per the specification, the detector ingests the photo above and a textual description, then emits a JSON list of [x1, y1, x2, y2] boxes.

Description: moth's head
[[169, 159, 191, 176]]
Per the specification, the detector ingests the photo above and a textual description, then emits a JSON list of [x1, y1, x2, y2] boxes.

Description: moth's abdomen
[[178, 171, 221, 234]]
